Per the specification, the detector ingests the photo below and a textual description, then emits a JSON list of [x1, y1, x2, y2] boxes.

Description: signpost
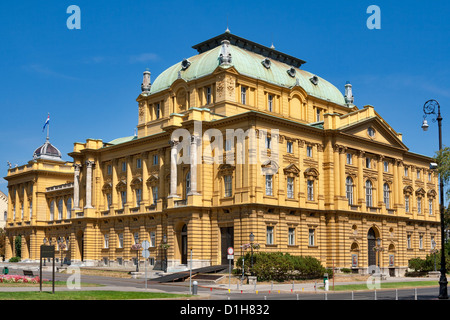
[[227, 247, 234, 289], [40, 245, 55, 294], [141, 240, 150, 289]]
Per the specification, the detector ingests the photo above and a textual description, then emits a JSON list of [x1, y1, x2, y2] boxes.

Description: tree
[[0, 228, 5, 259], [14, 235, 21, 258], [435, 146, 450, 201]]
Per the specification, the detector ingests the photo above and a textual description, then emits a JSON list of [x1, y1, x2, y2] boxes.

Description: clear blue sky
[[0, 0, 449, 196]]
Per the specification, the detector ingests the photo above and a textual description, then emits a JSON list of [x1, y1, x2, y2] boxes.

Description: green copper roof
[[105, 135, 137, 146], [149, 37, 347, 107]]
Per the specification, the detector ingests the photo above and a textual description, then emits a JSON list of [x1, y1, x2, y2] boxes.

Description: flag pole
[[46, 113, 49, 141]]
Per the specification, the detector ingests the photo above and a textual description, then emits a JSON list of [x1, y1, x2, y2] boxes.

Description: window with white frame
[[106, 193, 112, 210], [417, 170, 420, 180], [122, 161, 126, 172], [419, 234, 423, 249], [104, 233, 109, 248], [366, 157, 371, 168], [308, 229, 315, 246], [268, 94, 273, 112], [66, 198, 72, 219], [383, 183, 390, 209], [384, 161, 389, 172], [134, 232, 139, 245], [156, 103, 160, 119], [107, 164, 112, 175], [288, 228, 295, 245], [417, 197, 422, 214], [224, 175, 232, 197], [346, 153, 352, 165], [29, 200, 32, 218], [118, 233, 123, 248], [136, 158, 142, 169], [316, 108, 321, 122], [152, 186, 158, 205], [150, 231, 156, 247], [58, 199, 63, 220], [135, 188, 142, 207], [266, 226, 274, 245], [286, 141, 293, 154], [266, 136, 271, 149], [265, 175, 273, 196], [206, 87, 212, 105], [153, 154, 159, 166], [365, 180, 373, 207], [287, 177, 294, 199], [121, 191, 126, 208], [405, 195, 410, 212], [50, 201, 55, 220], [307, 180, 314, 201], [407, 234, 412, 249], [241, 86, 247, 104], [404, 167, 408, 177], [429, 199, 433, 215], [346, 176, 354, 205], [307, 146, 313, 157]]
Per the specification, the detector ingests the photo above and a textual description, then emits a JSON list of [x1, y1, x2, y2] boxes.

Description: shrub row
[[235, 252, 331, 282]]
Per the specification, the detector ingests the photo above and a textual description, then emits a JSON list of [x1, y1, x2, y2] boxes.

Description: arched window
[[50, 200, 55, 220], [58, 198, 63, 220], [346, 177, 354, 205], [365, 180, 373, 207], [383, 183, 390, 209]]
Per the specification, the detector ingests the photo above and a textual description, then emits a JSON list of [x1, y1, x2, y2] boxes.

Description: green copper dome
[[149, 34, 347, 107]]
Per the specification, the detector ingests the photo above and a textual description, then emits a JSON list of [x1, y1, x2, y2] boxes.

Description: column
[[141, 152, 149, 207], [168, 140, 180, 198], [188, 135, 200, 195], [84, 161, 94, 209], [126, 157, 132, 209], [73, 163, 82, 210]]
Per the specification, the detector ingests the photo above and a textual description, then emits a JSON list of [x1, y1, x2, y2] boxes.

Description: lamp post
[[42, 238, 47, 266], [249, 232, 254, 275], [421, 99, 448, 299], [57, 237, 65, 267], [162, 234, 168, 273]]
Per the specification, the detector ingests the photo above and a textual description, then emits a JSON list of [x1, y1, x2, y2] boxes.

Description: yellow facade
[[4, 32, 441, 275]]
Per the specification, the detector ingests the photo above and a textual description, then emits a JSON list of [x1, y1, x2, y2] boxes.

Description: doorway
[[220, 227, 234, 265], [181, 224, 188, 265], [367, 228, 376, 269]]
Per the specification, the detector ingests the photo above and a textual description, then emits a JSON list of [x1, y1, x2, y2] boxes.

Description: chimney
[[141, 69, 151, 93]]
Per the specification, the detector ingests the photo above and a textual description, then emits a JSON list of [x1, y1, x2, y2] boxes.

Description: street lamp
[[431, 238, 437, 272], [422, 99, 448, 299], [162, 234, 168, 273], [42, 238, 47, 266], [57, 237, 65, 267], [249, 232, 255, 275]]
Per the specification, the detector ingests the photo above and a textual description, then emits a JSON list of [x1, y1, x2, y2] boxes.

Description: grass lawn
[[0, 291, 191, 300], [325, 281, 439, 291]]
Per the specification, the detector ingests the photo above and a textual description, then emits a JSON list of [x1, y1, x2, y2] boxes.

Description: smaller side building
[[0, 190, 7, 229]]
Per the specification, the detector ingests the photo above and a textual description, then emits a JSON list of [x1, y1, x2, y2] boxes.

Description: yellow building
[[4, 32, 441, 276]]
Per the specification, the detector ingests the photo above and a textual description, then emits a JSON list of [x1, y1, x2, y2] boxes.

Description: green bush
[[235, 252, 327, 281], [9, 257, 21, 263], [408, 249, 450, 273], [341, 268, 352, 274]]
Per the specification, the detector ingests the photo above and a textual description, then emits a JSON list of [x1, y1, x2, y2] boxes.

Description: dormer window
[[181, 59, 191, 70], [287, 67, 296, 77], [261, 58, 271, 69], [310, 75, 319, 85]]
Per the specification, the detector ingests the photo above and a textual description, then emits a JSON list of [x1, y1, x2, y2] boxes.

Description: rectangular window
[[134, 232, 139, 245], [265, 175, 273, 196], [104, 234, 109, 249], [404, 167, 408, 177], [429, 199, 433, 215], [122, 161, 126, 172], [306, 146, 313, 157], [121, 191, 127, 208], [66, 198, 72, 219], [307, 180, 314, 201], [225, 139, 232, 151], [287, 177, 294, 199], [224, 175, 232, 197], [405, 195, 410, 212], [136, 158, 142, 169], [156, 103, 160, 119], [428, 172, 432, 181], [366, 157, 371, 169], [152, 154, 159, 166], [417, 170, 421, 179], [268, 94, 273, 112], [150, 231, 156, 247], [136, 189, 142, 207], [417, 197, 422, 214], [266, 136, 271, 149], [29, 201, 33, 219], [346, 153, 352, 165], [152, 186, 158, 205], [316, 108, 321, 122], [384, 161, 389, 172], [309, 229, 315, 246], [407, 234, 412, 249], [106, 193, 112, 210], [206, 87, 211, 105], [107, 165, 112, 175], [118, 233, 124, 248], [266, 226, 274, 245], [50, 201, 54, 221], [286, 141, 293, 154], [241, 86, 247, 104], [288, 228, 295, 245], [58, 199, 63, 220], [419, 235, 423, 249]]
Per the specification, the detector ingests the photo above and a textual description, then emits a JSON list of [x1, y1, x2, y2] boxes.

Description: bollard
[[192, 281, 198, 295], [351, 291, 354, 300], [325, 292, 327, 300], [296, 294, 299, 300], [374, 290, 377, 300], [395, 289, 398, 300], [324, 279, 329, 291], [415, 288, 417, 300]]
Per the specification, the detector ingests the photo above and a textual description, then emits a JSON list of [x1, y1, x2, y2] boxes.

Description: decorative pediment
[[130, 177, 142, 187], [415, 187, 426, 197], [403, 186, 414, 195], [116, 180, 127, 190], [283, 164, 300, 177], [217, 163, 235, 175], [261, 160, 279, 175], [147, 174, 159, 185], [102, 182, 112, 191], [427, 189, 437, 198], [304, 167, 319, 179]]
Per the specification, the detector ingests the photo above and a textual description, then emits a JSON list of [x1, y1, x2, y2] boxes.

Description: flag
[[42, 114, 50, 132]]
